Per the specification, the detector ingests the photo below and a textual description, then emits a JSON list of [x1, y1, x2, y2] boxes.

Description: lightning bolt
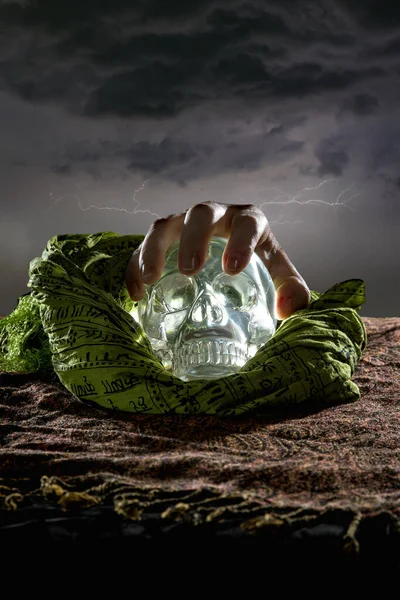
[[46, 179, 162, 219], [252, 179, 360, 226], [45, 177, 360, 227]]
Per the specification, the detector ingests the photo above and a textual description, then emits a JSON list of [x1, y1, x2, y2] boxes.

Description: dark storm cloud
[[50, 137, 198, 177], [63, 50, 378, 117], [341, 0, 400, 31], [315, 136, 350, 177], [367, 120, 400, 174], [50, 127, 305, 183], [339, 93, 380, 116], [366, 37, 400, 59], [1, 0, 216, 30], [299, 134, 351, 179], [0, 0, 387, 120], [49, 163, 72, 175], [0, 0, 397, 183]]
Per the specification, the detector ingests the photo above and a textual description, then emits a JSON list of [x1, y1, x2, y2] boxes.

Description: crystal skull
[[134, 236, 276, 381]]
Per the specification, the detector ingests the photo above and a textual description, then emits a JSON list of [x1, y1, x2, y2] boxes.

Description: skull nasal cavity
[[191, 292, 224, 323]]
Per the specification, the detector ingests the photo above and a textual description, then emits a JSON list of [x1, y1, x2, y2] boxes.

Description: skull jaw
[[175, 346, 249, 381], [155, 354, 247, 381], [155, 338, 252, 381], [175, 363, 243, 381]]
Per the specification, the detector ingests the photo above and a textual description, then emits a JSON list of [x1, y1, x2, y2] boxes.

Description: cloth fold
[[0, 231, 367, 416]]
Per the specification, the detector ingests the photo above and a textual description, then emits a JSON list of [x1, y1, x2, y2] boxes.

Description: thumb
[[275, 275, 310, 320], [256, 244, 310, 320]]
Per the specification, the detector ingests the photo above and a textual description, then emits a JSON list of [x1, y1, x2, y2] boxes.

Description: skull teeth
[[174, 340, 248, 367]]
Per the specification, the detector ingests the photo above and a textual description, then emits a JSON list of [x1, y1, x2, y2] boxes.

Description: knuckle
[[191, 201, 217, 213], [259, 230, 281, 255], [234, 212, 262, 235], [230, 204, 267, 226], [238, 203, 258, 211], [152, 217, 170, 228], [239, 205, 265, 219], [166, 212, 184, 220], [151, 212, 184, 230], [238, 212, 259, 223]]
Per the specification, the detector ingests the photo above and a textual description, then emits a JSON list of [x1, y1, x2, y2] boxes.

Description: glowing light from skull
[[135, 236, 276, 381]]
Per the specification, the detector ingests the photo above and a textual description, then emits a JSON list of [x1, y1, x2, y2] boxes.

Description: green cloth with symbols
[[0, 231, 367, 416]]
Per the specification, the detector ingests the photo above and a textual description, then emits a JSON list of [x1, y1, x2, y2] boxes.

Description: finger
[[177, 201, 268, 275], [255, 233, 310, 320], [217, 206, 309, 318], [125, 201, 310, 319], [125, 204, 223, 299], [221, 205, 268, 274], [177, 202, 228, 274], [274, 273, 310, 320], [125, 245, 145, 300], [125, 212, 186, 299]]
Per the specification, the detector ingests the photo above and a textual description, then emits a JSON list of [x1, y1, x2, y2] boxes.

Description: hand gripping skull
[[135, 236, 277, 381]]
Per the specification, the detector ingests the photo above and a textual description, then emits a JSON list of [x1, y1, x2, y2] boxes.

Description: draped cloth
[[0, 231, 367, 416]]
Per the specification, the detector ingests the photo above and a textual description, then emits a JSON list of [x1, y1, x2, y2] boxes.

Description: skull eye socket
[[151, 271, 259, 313], [214, 273, 258, 310], [154, 273, 195, 312]]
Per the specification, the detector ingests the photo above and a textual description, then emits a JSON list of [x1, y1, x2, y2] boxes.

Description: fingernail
[[226, 257, 239, 271], [141, 264, 155, 281], [225, 251, 247, 272], [278, 296, 294, 317], [181, 253, 198, 271]]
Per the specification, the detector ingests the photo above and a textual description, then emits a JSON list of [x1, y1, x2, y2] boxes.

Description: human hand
[[125, 201, 310, 320]]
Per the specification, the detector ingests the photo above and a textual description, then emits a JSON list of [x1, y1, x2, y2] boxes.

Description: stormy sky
[[0, 0, 399, 317]]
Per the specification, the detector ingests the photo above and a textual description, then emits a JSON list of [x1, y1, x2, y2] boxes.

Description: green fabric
[[0, 231, 367, 416]]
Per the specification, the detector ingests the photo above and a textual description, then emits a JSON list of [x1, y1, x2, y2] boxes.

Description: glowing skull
[[135, 236, 276, 381]]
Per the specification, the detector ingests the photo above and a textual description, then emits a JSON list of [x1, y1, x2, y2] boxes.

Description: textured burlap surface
[[0, 316, 399, 560]]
